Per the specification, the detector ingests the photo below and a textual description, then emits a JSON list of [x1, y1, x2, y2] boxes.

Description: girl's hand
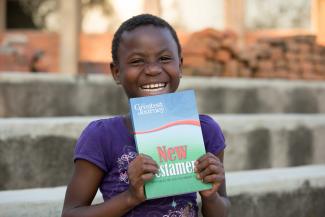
[[127, 154, 159, 205], [195, 152, 225, 199]]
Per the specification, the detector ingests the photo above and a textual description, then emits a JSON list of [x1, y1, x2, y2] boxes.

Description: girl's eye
[[160, 56, 172, 63], [129, 59, 144, 66]]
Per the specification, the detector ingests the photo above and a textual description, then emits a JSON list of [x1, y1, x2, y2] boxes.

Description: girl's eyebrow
[[157, 48, 173, 55], [126, 47, 172, 59], [125, 51, 145, 60]]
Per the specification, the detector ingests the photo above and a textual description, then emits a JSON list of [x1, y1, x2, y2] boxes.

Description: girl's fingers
[[195, 157, 222, 173], [143, 158, 159, 168], [194, 153, 224, 184], [201, 174, 224, 183], [128, 154, 159, 179], [141, 173, 156, 181], [138, 154, 159, 167], [197, 166, 224, 182], [196, 152, 217, 163], [196, 164, 221, 178], [140, 164, 159, 174]]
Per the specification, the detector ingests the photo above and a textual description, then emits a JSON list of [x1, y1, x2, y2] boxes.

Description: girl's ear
[[179, 56, 183, 78], [110, 62, 121, 84]]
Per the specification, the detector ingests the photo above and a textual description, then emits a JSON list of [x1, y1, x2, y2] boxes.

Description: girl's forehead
[[119, 25, 178, 53], [120, 25, 173, 45]]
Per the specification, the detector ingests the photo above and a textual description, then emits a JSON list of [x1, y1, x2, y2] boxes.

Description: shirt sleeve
[[199, 114, 226, 155], [74, 120, 108, 172]]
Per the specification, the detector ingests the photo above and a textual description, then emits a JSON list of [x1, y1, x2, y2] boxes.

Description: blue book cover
[[129, 90, 211, 199]]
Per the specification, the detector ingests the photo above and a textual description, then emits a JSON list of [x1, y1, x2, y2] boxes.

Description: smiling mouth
[[140, 82, 167, 92]]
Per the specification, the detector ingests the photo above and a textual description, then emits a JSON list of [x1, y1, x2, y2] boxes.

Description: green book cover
[[129, 90, 211, 199]]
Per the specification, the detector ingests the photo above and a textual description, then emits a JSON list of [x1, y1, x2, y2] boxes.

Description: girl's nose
[[144, 62, 162, 76]]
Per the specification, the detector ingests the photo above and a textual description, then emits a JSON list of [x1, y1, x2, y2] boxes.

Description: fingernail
[[196, 174, 201, 179]]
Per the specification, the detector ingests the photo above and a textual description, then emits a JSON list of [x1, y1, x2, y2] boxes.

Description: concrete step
[[1, 165, 324, 217], [1, 73, 325, 117], [0, 114, 324, 190]]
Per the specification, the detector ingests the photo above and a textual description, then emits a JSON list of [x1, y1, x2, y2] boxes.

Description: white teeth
[[141, 83, 166, 91]]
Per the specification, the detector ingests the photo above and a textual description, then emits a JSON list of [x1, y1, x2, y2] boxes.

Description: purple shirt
[[74, 114, 225, 217]]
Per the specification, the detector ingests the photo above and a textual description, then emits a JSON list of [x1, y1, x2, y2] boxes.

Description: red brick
[[208, 62, 224, 76], [288, 62, 301, 74], [301, 62, 314, 73], [302, 72, 324, 80], [315, 64, 325, 74], [0, 52, 30, 72], [287, 73, 301, 80], [254, 71, 273, 78], [296, 54, 312, 63], [257, 60, 273, 71], [270, 47, 284, 60], [185, 31, 222, 51], [298, 43, 312, 53], [273, 70, 289, 79], [274, 60, 287, 69], [183, 55, 207, 68], [314, 45, 325, 55], [238, 63, 252, 77], [79, 61, 110, 75], [285, 52, 298, 62], [287, 41, 300, 53], [80, 33, 113, 63], [204, 38, 221, 51], [221, 37, 237, 50], [311, 54, 322, 63], [295, 35, 316, 44], [192, 28, 224, 41], [223, 60, 239, 77], [183, 62, 222, 77], [183, 44, 214, 59], [213, 49, 232, 63]]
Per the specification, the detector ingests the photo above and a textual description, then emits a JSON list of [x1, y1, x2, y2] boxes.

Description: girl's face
[[111, 25, 182, 98]]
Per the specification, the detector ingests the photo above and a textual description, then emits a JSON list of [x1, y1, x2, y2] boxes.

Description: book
[[129, 89, 211, 199]]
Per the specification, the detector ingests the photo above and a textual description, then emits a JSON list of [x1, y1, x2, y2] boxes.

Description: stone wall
[[1, 73, 325, 117], [0, 73, 127, 117], [1, 165, 324, 217], [0, 73, 324, 216], [1, 115, 324, 190]]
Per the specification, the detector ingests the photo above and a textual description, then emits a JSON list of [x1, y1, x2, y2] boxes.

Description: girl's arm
[[196, 151, 230, 217], [61, 155, 158, 217]]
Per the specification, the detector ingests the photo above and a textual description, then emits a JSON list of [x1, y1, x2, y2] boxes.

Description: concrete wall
[[225, 165, 325, 217], [1, 165, 324, 217], [1, 114, 324, 190], [219, 114, 325, 170], [1, 73, 325, 117], [0, 73, 127, 117]]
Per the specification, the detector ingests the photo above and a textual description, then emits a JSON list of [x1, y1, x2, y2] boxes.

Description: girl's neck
[[122, 114, 133, 134]]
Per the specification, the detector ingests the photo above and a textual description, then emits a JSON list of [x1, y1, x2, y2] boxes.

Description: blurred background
[[0, 1, 325, 217], [0, 0, 324, 76]]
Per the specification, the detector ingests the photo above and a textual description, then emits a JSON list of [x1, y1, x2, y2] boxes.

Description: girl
[[62, 14, 230, 217]]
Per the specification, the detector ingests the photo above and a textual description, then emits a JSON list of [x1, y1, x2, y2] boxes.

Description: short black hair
[[111, 14, 182, 65]]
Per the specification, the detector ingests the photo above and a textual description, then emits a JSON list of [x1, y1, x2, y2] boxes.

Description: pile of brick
[[182, 28, 325, 80], [243, 35, 325, 79], [182, 28, 243, 77]]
